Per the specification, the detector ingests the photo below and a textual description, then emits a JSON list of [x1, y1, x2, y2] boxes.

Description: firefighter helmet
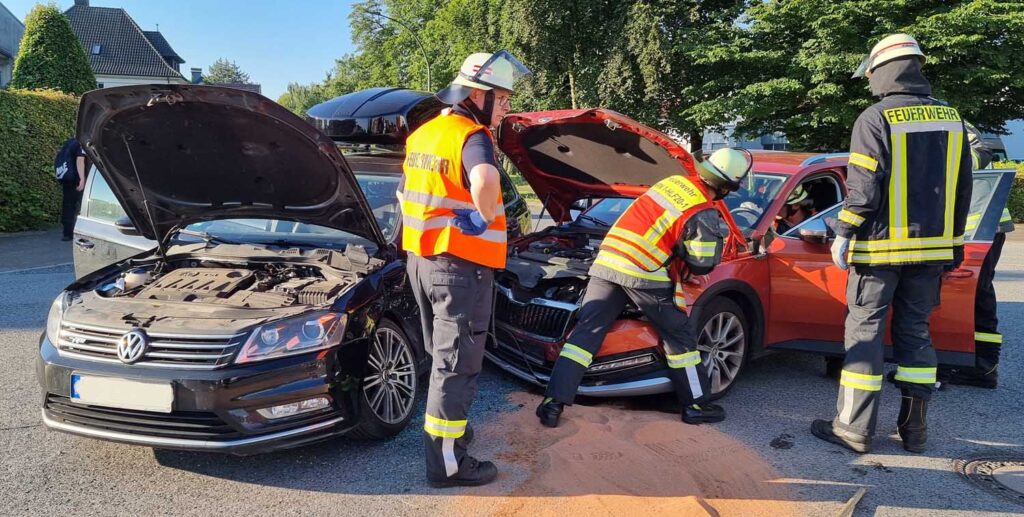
[[695, 148, 753, 193], [853, 33, 926, 78], [436, 50, 532, 104], [786, 184, 809, 205]]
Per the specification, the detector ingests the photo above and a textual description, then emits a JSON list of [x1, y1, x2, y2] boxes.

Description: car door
[[73, 169, 155, 278]]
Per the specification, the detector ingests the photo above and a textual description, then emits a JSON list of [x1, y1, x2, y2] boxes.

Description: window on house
[[90, 45, 102, 55]]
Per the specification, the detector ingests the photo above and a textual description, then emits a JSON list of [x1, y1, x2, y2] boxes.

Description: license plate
[[70, 373, 173, 413]]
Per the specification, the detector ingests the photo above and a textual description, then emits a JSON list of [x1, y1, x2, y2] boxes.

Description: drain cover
[[955, 456, 1024, 507]]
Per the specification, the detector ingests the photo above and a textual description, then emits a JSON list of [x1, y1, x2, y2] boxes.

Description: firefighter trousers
[[974, 232, 1005, 373], [545, 277, 711, 407], [407, 254, 493, 480], [835, 265, 942, 437]]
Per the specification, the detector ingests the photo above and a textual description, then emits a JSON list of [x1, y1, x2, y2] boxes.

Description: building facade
[[0, 1, 24, 87]]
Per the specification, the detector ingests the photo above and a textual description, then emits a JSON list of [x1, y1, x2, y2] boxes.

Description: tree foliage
[[10, 4, 95, 95], [692, 0, 1024, 151], [204, 58, 252, 85]]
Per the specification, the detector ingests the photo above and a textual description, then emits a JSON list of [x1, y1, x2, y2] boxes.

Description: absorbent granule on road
[[445, 391, 803, 516]]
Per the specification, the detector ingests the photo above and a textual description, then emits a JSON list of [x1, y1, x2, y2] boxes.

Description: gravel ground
[[1, 231, 1022, 516]]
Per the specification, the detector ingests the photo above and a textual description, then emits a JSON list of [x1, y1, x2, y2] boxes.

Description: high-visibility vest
[[401, 111, 507, 269], [591, 175, 716, 293]]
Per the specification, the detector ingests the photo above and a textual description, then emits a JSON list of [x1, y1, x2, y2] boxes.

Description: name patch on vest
[[405, 152, 451, 175], [884, 105, 961, 125], [651, 176, 706, 211]]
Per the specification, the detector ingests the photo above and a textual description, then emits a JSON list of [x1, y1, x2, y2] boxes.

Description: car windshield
[[573, 173, 787, 236], [181, 171, 401, 251], [723, 172, 787, 235]]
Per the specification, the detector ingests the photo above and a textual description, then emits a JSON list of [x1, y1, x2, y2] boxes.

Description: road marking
[[0, 262, 73, 275]]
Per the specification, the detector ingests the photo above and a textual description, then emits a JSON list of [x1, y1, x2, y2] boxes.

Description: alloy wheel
[[362, 326, 417, 424], [696, 311, 746, 395]]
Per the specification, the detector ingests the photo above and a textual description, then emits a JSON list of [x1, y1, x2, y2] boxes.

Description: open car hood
[[498, 109, 705, 222], [76, 85, 384, 245]]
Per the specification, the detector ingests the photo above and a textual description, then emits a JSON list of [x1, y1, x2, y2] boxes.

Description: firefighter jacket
[[833, 59, 972, 266], [590, 175, 727, 306], [401, 110, 507, 269]]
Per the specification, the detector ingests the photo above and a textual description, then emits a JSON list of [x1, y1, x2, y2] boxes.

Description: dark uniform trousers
[[546, 277, 711, 407], [61, 181, 83, 239], [835, 265, 942, 437], [974, 232, 1005, 372], [407, 253, 492, 479]]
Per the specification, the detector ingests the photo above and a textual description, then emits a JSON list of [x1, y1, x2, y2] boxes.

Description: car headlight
[[45, 292, 67, 345], [235, 311, 347, 364]]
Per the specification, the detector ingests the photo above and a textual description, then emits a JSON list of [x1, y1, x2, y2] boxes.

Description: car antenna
[[121, 134, 168, 260]]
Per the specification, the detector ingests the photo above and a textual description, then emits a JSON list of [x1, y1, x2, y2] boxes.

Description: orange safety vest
[[401, 111, 507, 269], [592, 175, 716, 307]]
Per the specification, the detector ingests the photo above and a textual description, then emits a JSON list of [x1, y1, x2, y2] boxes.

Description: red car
[[486, 108, 1014, 399]]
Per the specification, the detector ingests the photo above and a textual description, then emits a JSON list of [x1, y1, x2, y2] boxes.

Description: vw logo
[[117, 329, 148, 364]]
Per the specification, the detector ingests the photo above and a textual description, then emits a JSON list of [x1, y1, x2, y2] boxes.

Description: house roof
[[65, 4, 184, 79], [142, 30, 182, 64]]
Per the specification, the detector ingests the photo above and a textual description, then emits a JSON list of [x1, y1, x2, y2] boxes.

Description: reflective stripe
[[851, 236, 955, 251], [893, 366, 937, 384], [593, 252, 671, 281], [944, 129, 964, 237], [643, 211, 675, 241], [685, 365, 704, 399], [850, 249, 953, 264], [400, 189, 476, 210], [607, 227, 669, 262], [1001, 208, 1012, 223], [975, 332, 1002, 344], [889, 120, 965, 135], [402, 215, 454, 231], [838, 209, 865, 227], [966, 213, 982, 231], [560, 343, 593, 368], [953, 235, 964, 245], [673, 290, 687, 309], [683, 240, 717, 258], [848, 152, 878, 172], [889, 131, 909, 240], [839, 370, 883, 391], [666, 350, 701, 369], [423, 414, 467, 439], [645, 189, 684, 217], [601, 239, 663, 271]]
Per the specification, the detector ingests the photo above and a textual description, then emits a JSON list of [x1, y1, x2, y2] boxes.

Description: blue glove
[[451, 209, 489, 236]]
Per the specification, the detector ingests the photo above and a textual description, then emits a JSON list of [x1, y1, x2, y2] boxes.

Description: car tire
[[693, 297, 750, 400], [346, 319, 422, 440]]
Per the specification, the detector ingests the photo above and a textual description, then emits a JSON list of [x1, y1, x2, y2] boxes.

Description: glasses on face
[[495, 95, 511, 109]]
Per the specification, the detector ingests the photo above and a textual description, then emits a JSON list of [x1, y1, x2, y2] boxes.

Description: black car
[[39, 85, 428, 454]]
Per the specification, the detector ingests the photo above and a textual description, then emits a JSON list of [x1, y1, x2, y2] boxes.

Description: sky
[[4, 0, 361, 100]]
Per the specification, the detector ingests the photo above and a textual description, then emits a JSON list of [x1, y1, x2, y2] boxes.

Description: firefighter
[[811, 34, 973, 454], [940, 123, 1012, 389], [401, 50, 530, 487], [536, 148, 753, 428], [776, 185, 814, 234]]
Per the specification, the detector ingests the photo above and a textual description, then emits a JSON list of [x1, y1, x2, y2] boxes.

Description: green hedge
[[0, 88, 79, 232]]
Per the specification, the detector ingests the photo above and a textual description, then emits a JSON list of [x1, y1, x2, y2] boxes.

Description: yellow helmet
[[853, 33, 926, 78], [786, 184, 809, 205], [695, 148, 753, 192]]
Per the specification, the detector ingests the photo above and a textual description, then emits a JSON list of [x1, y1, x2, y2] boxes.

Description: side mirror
[[798, 228, 829, 245], [570, 199, 590, 211], [114, 216, 141, 236]]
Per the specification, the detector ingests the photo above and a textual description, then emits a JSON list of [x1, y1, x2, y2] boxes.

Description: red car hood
[[498, 108, 744, 253]]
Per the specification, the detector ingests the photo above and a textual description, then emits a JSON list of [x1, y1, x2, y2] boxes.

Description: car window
[[723, 172, 787, 235], [498, 167, 521, 207], [783, 202, 842, 237], [577, 197, 632, 227], [85, 171, 127, 223], [355, 173, 401, 241]]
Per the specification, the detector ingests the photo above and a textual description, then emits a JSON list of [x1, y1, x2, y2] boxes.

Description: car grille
[[490, 327, 553, 376], [494, 286, 576, 342], [57, 321, 243, 370], [44, 395, 240, 440]]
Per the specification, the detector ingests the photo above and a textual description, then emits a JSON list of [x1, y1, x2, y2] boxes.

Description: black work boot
[[682, 403, 725, 424], [942, 367, 997, 389], [810, 419, 871, 453], [536, 397, 564, 428], [897, 395, 928, 453], [427, 456, 498, 488]]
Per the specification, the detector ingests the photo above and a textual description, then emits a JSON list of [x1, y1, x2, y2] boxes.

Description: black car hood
[[77, 85, 384, 245]]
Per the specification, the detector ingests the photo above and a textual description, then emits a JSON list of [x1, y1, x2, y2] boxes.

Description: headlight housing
[[235, 311, 346, 364], [45, 292, 67, 345]]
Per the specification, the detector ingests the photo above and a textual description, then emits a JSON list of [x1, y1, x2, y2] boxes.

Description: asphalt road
[[1, 230, 1023, 516]]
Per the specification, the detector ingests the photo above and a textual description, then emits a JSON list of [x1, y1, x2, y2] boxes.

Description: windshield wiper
[[578, 214, 610, 227], [173, 228, 240, 246]]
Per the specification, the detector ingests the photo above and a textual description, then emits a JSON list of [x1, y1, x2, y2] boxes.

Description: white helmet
[[853, 33, 926, 78], [694, 148, 753, 193], [436, 50, 531, 105]]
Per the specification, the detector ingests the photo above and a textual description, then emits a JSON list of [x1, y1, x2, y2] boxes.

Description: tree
[[277, 82, 329, 116], [10, 4, 95, 95], [204, 58, 252, 84], [694, 0, 1024, 151]]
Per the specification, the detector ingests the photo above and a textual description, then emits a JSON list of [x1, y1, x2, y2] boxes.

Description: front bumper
[[37, 334, 359, 455]]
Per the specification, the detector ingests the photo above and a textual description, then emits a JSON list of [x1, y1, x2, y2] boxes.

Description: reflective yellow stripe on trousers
[[894, 366, 937, 385], [839, 370, 883, 391]]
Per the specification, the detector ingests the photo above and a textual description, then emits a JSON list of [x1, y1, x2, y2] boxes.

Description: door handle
[[74, 238, 94, 250], [943, 269, 973, 279]]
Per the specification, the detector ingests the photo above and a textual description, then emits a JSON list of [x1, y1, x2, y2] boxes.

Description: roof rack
[[800, 153, 850, 166]]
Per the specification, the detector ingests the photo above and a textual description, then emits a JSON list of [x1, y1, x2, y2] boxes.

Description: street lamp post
[[366, 10, 431, 91]]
